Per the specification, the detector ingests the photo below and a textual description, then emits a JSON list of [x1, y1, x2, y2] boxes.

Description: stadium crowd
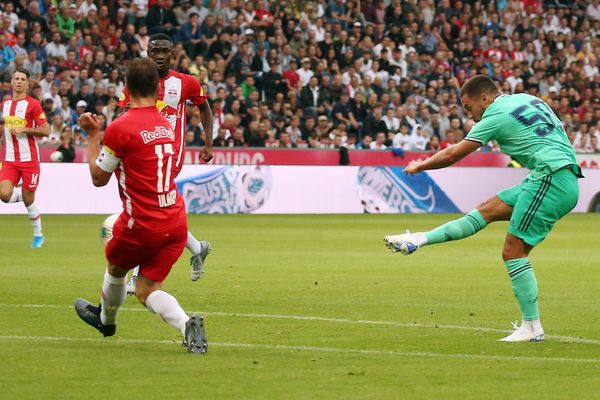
[[1, 0, 600, 156]]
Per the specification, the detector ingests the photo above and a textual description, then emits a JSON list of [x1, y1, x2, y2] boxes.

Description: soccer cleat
[[125, 275, 137, 296], [74, 298, 116, 337], [384, 230, 420, 255], [190, 241, 212, 281], [498, 321, 544, 342], [183, 314, 208, 354], [31, 235, 44, 248]]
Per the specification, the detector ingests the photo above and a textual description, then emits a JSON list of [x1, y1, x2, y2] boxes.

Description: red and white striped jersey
[[1, 96, 47, 162], [96, 106, 186, 232], [117, 70, 207, 175]]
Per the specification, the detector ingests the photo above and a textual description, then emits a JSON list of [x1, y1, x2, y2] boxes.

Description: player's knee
[[0, 190, 11, 203], [501, 243, 527, 261], [135, 287, 149, 306], [501, 247, 514, 261]]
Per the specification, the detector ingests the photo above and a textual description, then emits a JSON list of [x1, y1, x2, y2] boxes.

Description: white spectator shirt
[[297, 67, 314, 87], [382, 115, 400, 133], [392, 132, 412, 149], [408, 133, 428, 151], [78, 1, 98, 17], [369, 141, 387, 150], [587, 3, 600, 21], [399, 44, 416, 60]]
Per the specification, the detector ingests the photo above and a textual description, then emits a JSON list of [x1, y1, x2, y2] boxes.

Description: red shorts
[[105, 222, 188, 283], [0, 161, 41, 192]]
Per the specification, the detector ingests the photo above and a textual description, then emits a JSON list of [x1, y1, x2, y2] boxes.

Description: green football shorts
[[497, 166, 580, 246]]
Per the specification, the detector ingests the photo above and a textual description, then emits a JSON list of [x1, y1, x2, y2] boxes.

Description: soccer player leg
[[21, 162, 44, 247], [187, 231, 212, 282], [0, 162, 22, 203], [499, 170, 579, 342], [139, 227, 207, 353], [101, 264, 128, 326], [73, 262, 127, 338], [385, 205, 500, 255]]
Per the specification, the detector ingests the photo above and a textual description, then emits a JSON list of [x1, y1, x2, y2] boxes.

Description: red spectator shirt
[[96, 106, 186, 232], [1, 96, 46, 162], [118, 69, 207, 174]]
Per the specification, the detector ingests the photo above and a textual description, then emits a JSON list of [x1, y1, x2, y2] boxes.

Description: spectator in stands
[[146, 0, 179, 37], [55, 131, 75, 163], [425, 135, 442, 152], [370, 132, 387, 150], [180, 12, 202, 59]]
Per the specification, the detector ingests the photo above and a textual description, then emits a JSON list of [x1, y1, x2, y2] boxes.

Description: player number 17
[[155, 143, 174, 193]]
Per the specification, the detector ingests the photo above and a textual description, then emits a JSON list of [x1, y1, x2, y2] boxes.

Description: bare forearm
[[87, 130, 102, 182], [199, 103, 213, 147], [24, 124, 50, 137], [415, 147, 457, 172]]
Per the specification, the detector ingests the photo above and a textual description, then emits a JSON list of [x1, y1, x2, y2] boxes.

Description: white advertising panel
[[0, 164, 597, 214]]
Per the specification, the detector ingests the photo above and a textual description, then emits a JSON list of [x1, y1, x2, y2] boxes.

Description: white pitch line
[[0, 335, 599, 364], [1, 303, 600, 345]]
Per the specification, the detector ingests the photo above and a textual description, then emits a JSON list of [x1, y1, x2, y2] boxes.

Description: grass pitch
[[1, 213, 599, 399]]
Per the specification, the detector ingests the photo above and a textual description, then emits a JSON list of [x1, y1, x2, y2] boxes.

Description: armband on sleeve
[[96, 145, 121, 173]]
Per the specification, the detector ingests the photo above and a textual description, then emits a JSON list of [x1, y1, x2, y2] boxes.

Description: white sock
[[100, 271, 127, 325], [523, 319, 543, 332], [26, 202, 42, 236], [186, 231, 203, 255], [413, 232, 428, 247], [146, 290, 190, 336], [8, 187, 22, 203], [131, 266, 140, 280]]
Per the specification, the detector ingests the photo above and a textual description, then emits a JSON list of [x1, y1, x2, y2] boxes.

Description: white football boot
[[498, 320, 545, 342], [384, 230, 424, 255]]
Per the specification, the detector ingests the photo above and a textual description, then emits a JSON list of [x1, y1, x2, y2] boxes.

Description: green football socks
[[424, 209, 488, 245], [504, 258, 539, 321]]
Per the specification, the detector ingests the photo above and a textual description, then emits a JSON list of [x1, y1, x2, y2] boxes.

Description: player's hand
[[199, 146, 213, 163], [10, 127, 25, 135], [79, 113, 100, 136], [404, 160, 424, 175]]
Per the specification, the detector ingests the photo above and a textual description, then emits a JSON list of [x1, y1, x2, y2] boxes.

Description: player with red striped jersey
[[74, 58, 207, 354], [116, 33, 214, 289], [0, 68, 50, 248]]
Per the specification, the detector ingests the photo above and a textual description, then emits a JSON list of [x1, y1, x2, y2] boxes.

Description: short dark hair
[[13, 67, 30, 79], [126, 58, 159, 98], [459, 75, 499, 99], [149, 33, 173, 44]]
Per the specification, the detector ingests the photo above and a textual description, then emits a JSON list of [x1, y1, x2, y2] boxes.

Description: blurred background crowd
[[1, 0, 600, 156]]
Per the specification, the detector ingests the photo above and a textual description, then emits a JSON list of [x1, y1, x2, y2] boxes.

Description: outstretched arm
[[404, 139, 481, 174]]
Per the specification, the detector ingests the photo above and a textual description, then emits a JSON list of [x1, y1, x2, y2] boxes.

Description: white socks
[[412, 232, 428, 247], [522, 319, 543, 332], [8, 187, 22, 203], [26, 201, 43, 236], [100, 271, 127, 325], [146, 290, 190, 336], [186, 231, 203, 255]]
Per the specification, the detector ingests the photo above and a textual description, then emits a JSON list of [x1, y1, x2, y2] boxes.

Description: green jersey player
[[384, 75, 583, 342]]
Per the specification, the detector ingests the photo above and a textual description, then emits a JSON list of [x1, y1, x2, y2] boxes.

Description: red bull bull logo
[[155, 100, 180, 130]]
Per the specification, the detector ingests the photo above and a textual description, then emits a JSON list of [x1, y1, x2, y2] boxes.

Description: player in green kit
[[384, 75, 583, 342]]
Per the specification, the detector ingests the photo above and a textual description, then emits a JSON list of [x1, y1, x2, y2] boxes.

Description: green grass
[[1, 214, 599, 399]]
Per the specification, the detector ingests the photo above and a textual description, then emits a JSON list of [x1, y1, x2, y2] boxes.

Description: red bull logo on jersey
[[3, 115, 27, 128], [155, 100, 179, 130], [140, 126, 175, 144]]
